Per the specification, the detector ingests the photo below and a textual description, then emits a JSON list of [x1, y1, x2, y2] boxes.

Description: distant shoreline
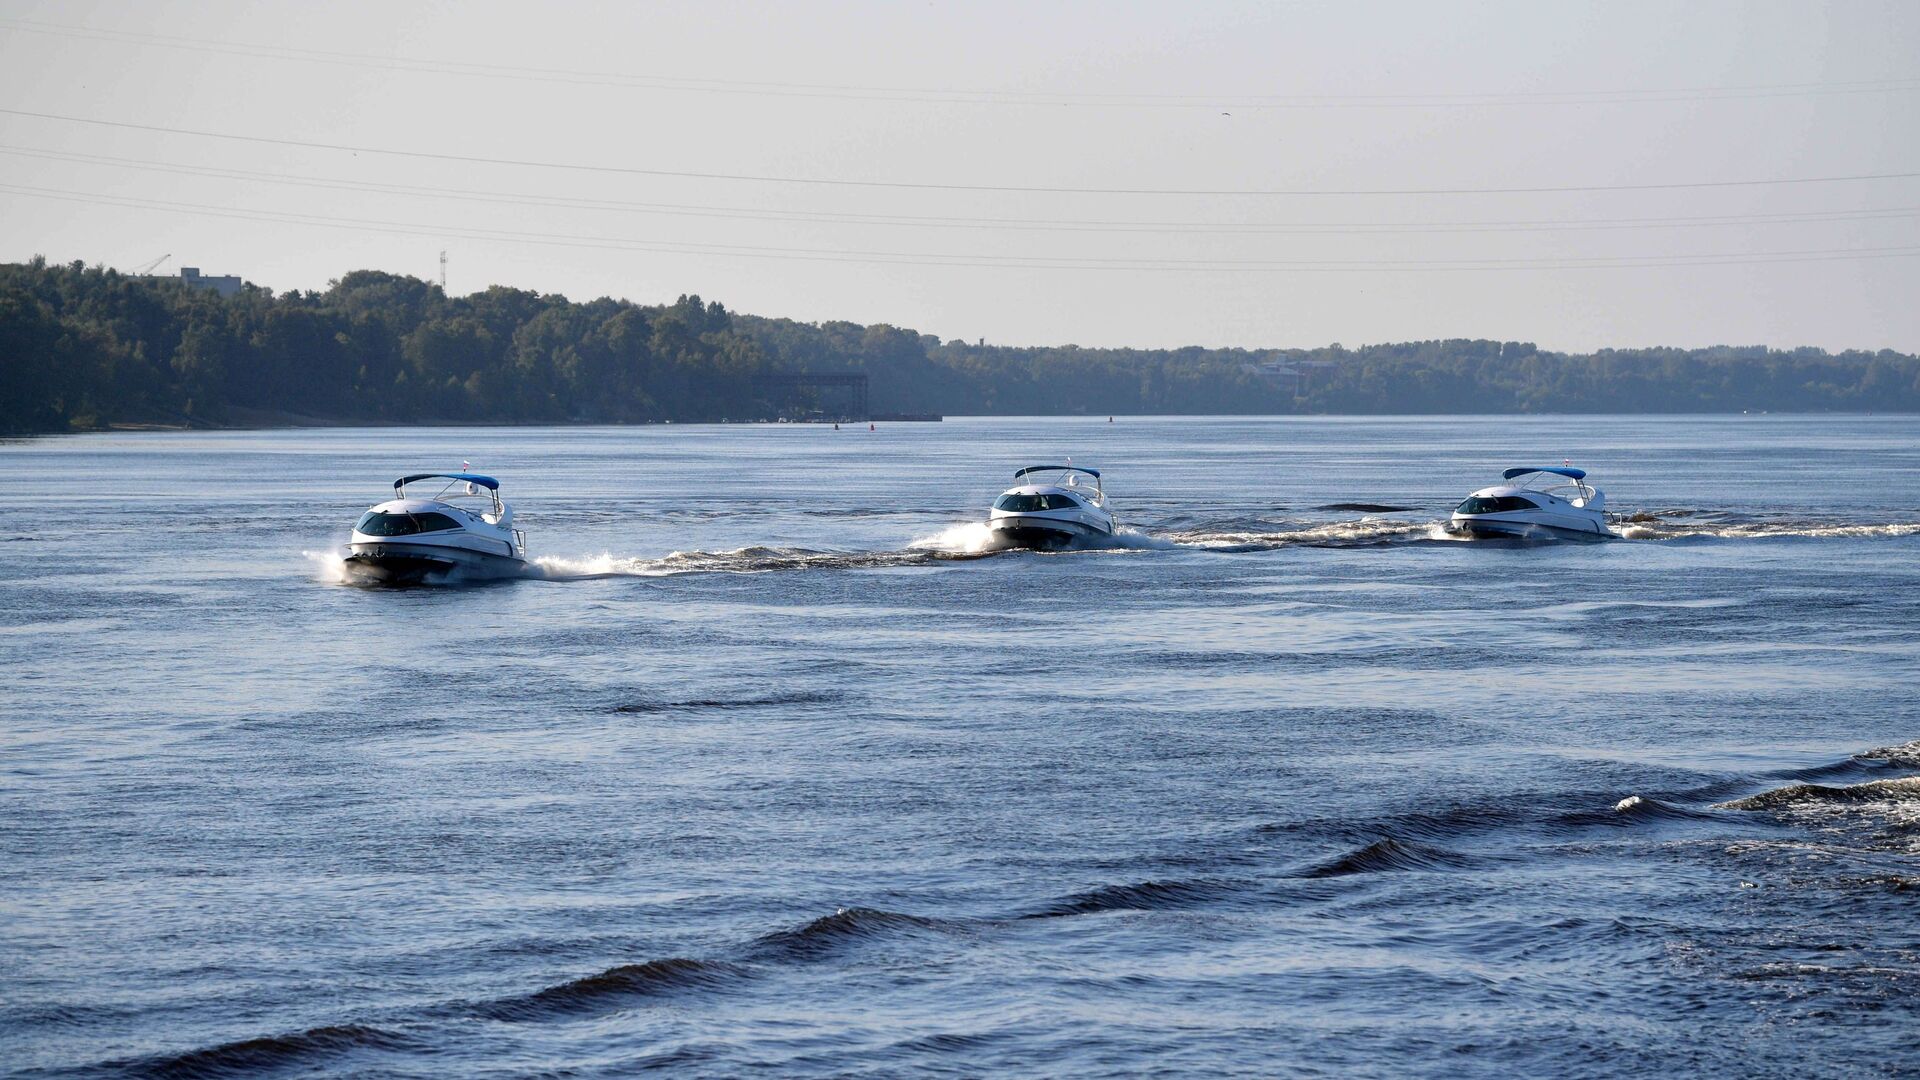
[[8, 260, 1915, 435], [1, 408, 1896, 439]]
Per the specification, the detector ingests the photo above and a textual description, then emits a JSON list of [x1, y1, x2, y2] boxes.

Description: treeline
[[3, 257, 1916, 433]]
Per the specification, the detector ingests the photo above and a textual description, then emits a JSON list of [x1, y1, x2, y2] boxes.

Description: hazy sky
[[2, 1, 1915, 352]]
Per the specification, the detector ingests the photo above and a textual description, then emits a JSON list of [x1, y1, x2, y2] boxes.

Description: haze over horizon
[[1, 0, 1916, 354]]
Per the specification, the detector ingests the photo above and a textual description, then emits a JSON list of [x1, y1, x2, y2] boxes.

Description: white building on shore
[[141, 266, 245, 298]]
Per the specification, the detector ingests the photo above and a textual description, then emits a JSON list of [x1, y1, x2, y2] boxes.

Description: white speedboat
[[1449, 466, 1615, 540], [344, 472, 528, 583], [985, 465, 1116, 550]]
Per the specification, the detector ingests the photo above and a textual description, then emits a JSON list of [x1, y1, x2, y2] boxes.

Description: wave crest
[[612, 691, 840, 714], [1603, 795, 1714, 823], [119, 1023, 412, 1077], [1717, 776, 1920, 812], [1862, 740, 1920, 768], [1302, 837, 1474, 877], [1024, 878, 1240, 918], [749, 907, 956, 961], [474, 957, 746, 1021]]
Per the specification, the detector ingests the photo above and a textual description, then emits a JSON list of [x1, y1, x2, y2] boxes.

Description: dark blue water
[[3, 416, 1918, 1077]]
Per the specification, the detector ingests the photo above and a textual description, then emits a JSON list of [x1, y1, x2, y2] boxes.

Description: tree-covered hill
[[2, 257, 1915, 433]]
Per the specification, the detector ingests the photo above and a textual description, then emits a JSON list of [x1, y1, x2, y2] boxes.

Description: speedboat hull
[[344, 541, 527, 584], [1448, 513, 1614, 541], [984, 515, 1112, 551]]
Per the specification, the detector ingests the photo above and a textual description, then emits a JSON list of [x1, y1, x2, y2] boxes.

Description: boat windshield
[[1456, 495, 1540, 515], [995, 492, 1085, 512], [356, 510, 464, 536]]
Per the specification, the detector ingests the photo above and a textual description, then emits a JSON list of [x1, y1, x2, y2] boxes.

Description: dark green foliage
[[0, 261, 771, 431], [0, 258, 1913, 433]]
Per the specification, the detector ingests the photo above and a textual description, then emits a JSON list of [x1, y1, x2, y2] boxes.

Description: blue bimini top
[[395, 472, 500, 491], [1014, 465, 1100, 480]]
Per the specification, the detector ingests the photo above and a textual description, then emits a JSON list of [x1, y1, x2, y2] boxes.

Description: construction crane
[[132, 253, 171, 276]]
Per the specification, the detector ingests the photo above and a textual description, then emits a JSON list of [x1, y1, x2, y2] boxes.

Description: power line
[[8, 145, 1918, 237], [5, 108, 1919, 197], [3, 17, 1917, 109], [5, 182, 1917, 273]]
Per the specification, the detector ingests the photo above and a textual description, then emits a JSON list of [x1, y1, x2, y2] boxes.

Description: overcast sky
[[1, 1, 1915, 352]]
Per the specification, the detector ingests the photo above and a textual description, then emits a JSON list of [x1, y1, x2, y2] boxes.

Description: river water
[[3, 415, 1918, 1077]]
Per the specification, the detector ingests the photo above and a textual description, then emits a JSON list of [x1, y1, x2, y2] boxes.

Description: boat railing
[[400, 478, 505, 516], [1019, 469, 1104, 507], [1516, 475, 1594, 504], [1042, 477, 1104, 508]]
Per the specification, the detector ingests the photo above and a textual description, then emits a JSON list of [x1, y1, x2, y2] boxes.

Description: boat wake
[[315, 508, 1918, 585], [532, 546, 950, 579], [1615, 511, 1920, 541], [1713, 741, 1920, 844], [1163, 518, 1463, 550], [316, 526, 1174, 586], [1170, 511, 1920, 548], [84, 734, 1920, 1076], [534, 526, 1177, 579]]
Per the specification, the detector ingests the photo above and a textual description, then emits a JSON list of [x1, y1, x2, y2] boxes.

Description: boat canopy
[[395, 472, 500, 492], [1014, 465, 1100, 480], [1502, 466, 1585, 481]]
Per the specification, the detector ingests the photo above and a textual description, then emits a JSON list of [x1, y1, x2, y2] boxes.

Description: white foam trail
[[531, 552, 664, 579], [908, 522, 996, 555], [1165, 518, 1448, 549], [533, 549, 776, 579], [533, 545, 940, 579], [1619, 521, 1920, 541], [304, 549, 351, 584], [1105, 526, 1179, 551]]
